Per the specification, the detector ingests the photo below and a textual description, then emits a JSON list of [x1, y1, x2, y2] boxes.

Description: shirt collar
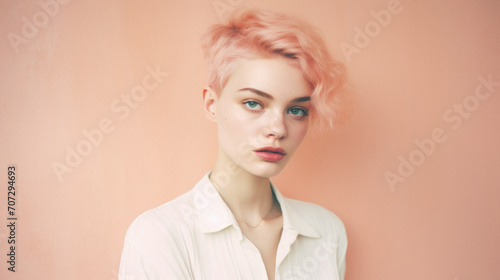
[[271, 182, 321, 239], [193, 171, 236, 233], [194, 171, 320, 239]]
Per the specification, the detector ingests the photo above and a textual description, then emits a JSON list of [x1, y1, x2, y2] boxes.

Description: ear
[[202, 87, 217, 122]]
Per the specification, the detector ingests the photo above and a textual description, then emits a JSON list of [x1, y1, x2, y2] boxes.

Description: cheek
[[217, 103, 256, 148], [288, 122, 309, 147]]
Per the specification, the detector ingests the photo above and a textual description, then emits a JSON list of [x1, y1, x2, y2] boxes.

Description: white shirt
[[119, 171, 347, 280]]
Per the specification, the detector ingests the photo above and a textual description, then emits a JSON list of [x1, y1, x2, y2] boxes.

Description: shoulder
[[284, 197, 347, 238], [120, 190, 199, 278], [123, 190, 197, 246]]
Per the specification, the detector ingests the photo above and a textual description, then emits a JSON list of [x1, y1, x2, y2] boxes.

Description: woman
[[120, 9, 348, 280]]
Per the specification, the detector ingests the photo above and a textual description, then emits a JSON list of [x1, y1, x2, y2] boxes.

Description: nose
[[262, 112, 287, 140]]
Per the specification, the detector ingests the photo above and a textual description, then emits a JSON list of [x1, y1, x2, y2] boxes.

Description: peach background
[[1, 0, 499, 279]]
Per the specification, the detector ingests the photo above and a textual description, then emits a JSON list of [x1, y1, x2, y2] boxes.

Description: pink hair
[[201, 9, 349, 130]]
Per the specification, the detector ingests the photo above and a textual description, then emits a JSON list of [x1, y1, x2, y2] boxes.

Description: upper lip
[[254, 146, 286, 155]]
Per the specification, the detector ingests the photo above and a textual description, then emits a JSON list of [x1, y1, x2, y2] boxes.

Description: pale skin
[[202, 57, 312, 279]]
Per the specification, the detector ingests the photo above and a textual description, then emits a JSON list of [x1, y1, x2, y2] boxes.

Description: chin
[[244, 161, 288, 178]]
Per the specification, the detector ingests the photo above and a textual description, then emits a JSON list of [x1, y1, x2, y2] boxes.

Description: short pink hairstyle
[[201, 9, 349, 130]]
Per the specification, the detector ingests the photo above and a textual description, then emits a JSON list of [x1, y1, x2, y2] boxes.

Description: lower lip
[[254, 151, 285, 162]]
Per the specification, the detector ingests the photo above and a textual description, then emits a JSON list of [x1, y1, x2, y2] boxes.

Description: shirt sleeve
[[119, 239, 149, 280], [118, 212, 194, 280], [336, 219, 348, 280]]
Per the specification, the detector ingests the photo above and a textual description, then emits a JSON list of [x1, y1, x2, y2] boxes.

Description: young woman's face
[[212, 57, 312, 178]]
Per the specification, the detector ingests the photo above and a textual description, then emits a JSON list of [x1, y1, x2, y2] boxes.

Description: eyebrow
[[238, 87, 311, 103]]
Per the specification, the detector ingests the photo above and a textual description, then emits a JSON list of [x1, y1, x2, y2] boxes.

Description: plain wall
[[1, 0, 499, 279]]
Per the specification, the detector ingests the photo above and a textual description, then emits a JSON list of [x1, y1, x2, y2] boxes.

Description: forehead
[[221, 57, 312, 100]]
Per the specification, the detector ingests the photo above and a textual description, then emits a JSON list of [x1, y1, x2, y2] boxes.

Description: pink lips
[[254, 146, 287, 162]]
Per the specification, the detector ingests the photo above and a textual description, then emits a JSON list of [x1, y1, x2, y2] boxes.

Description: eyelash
[[242, 100, 309, 119], [243, 100, 263, 110]]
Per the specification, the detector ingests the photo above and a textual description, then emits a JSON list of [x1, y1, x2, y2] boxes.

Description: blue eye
[[288, 107, 308, 117], [243, 100, 262, 110]]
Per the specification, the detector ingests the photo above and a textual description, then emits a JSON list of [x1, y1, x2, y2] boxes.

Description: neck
[[209, 149, 276, 223]]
